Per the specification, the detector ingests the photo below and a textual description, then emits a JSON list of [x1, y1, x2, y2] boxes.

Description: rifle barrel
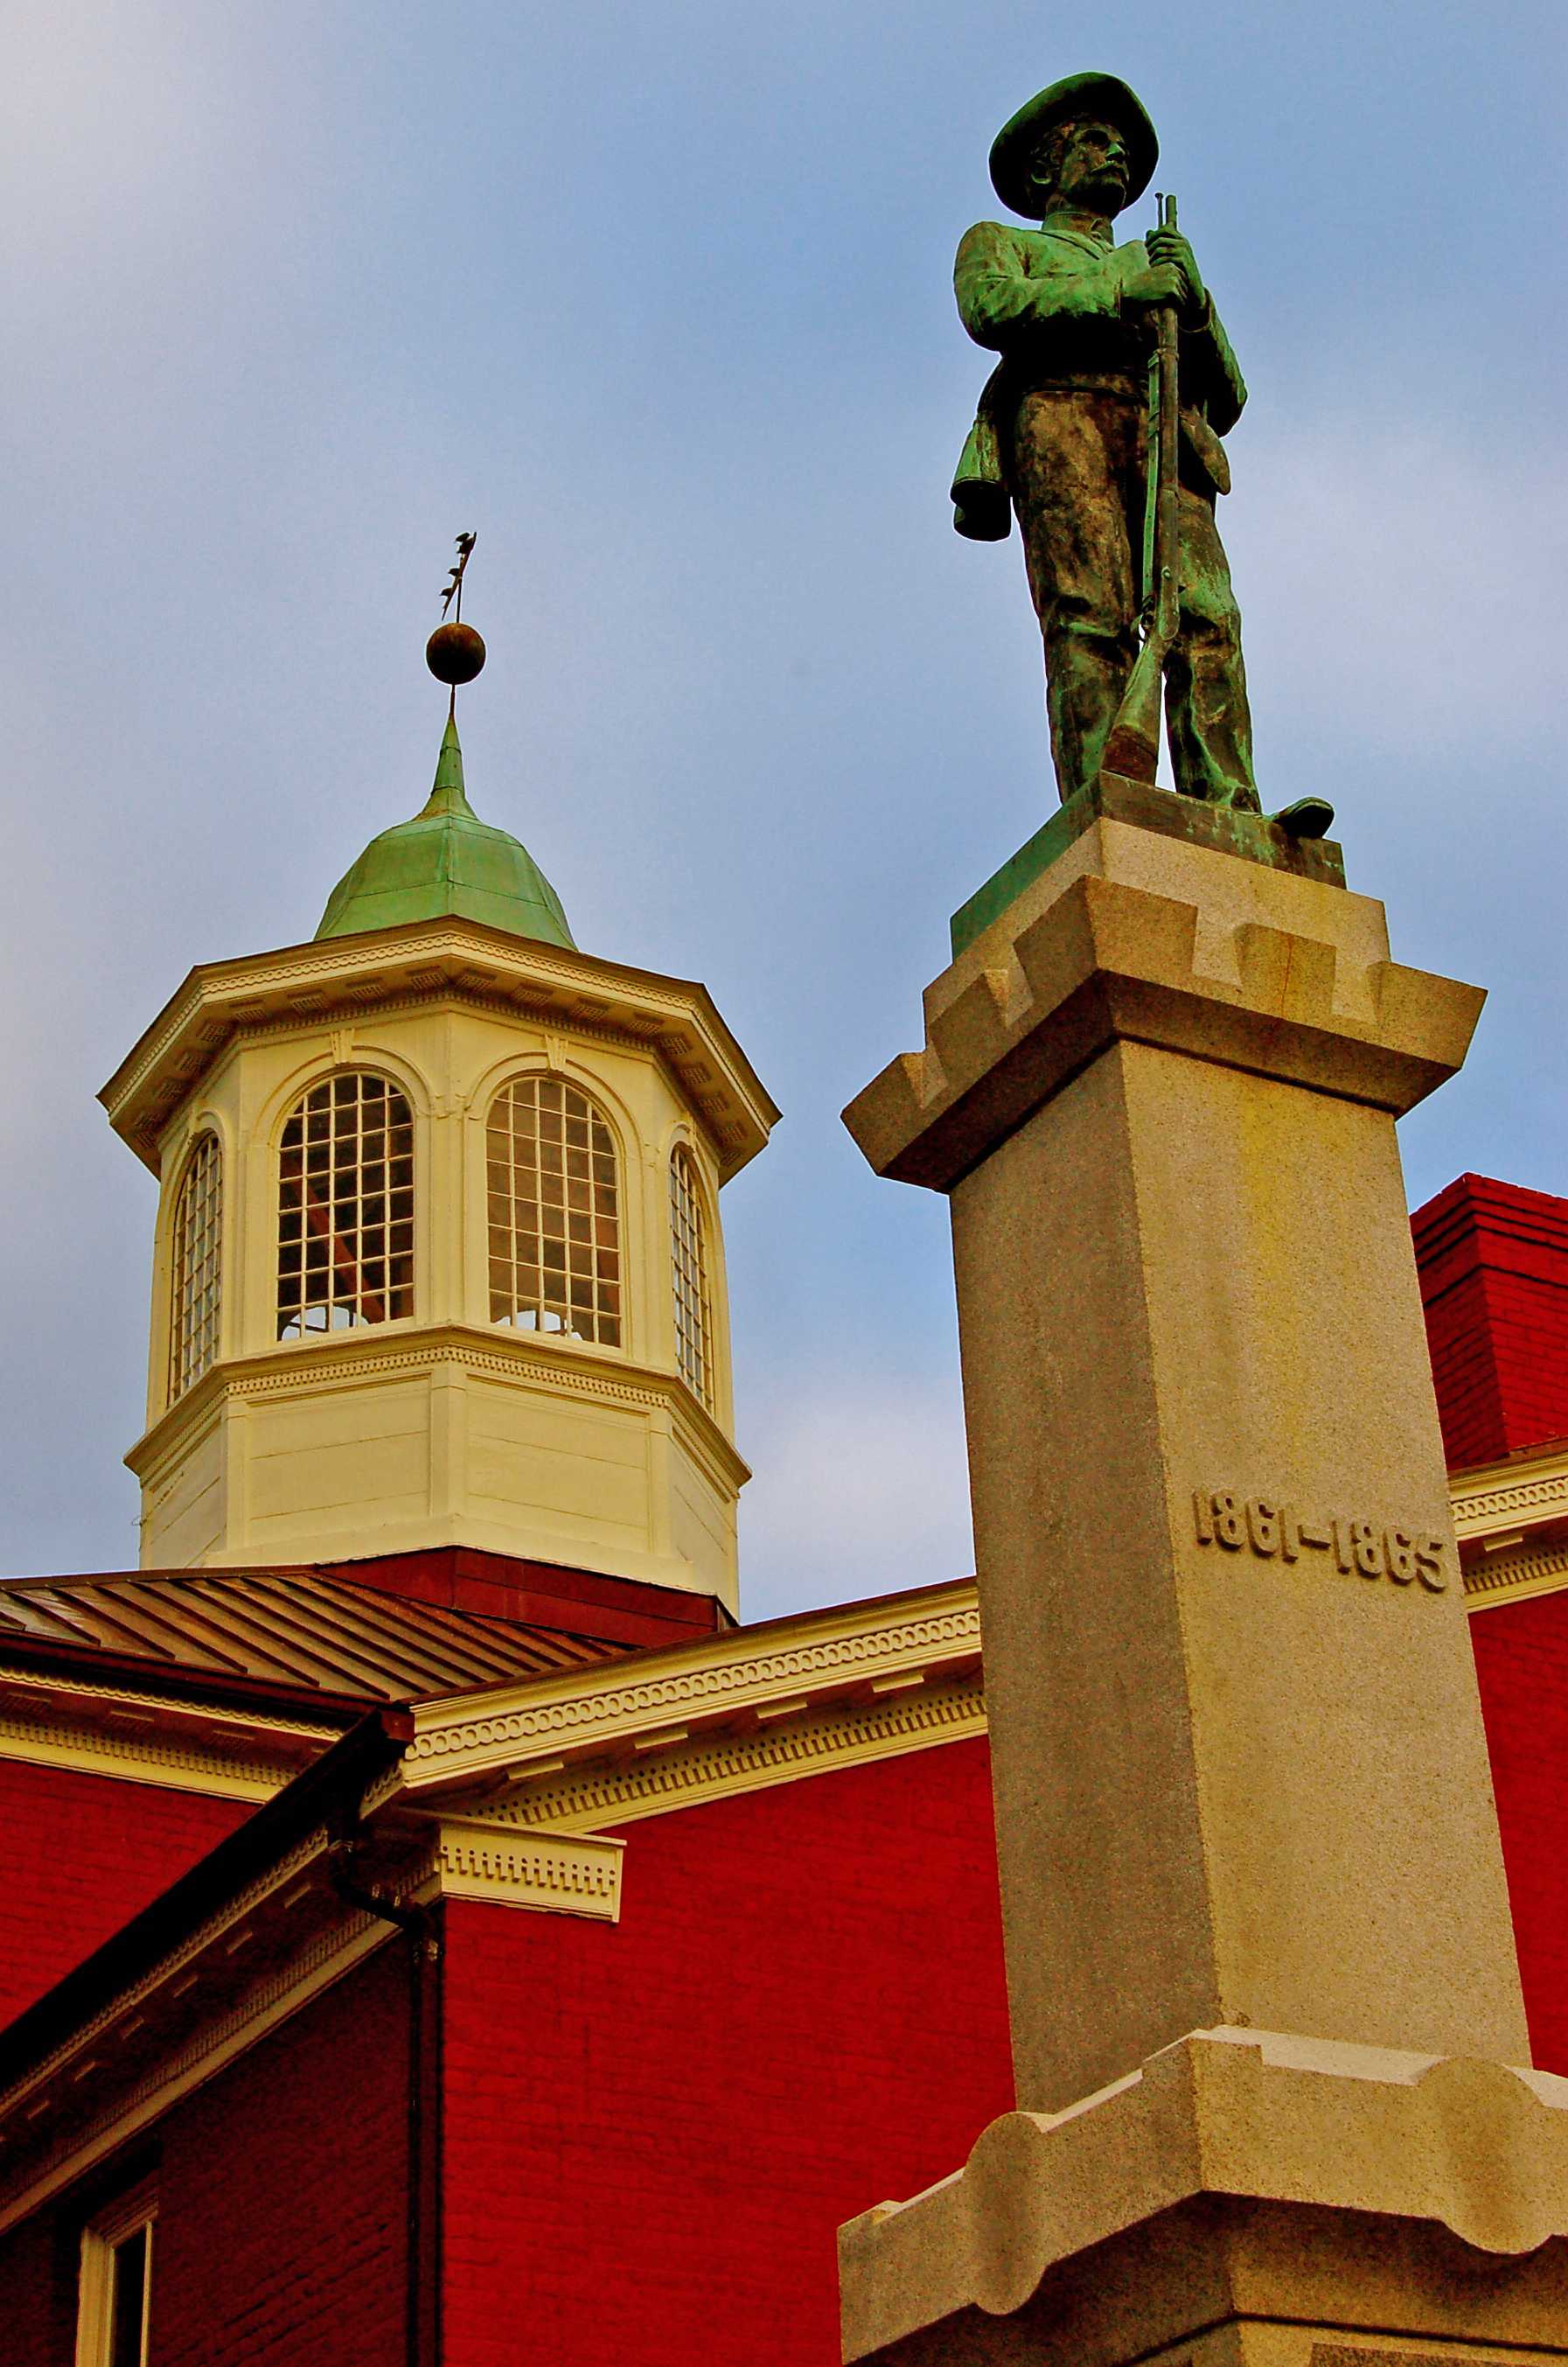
[[1153, 193, 1181, 645]]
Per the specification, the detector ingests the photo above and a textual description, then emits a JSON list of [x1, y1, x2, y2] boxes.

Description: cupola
[[101, 562, 776, 1614]]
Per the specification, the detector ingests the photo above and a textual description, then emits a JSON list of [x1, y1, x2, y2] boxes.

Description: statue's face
[[1035, 115, 1130, 214]]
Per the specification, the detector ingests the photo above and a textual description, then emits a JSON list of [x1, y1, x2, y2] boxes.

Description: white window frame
[[669, 1144, 714, 1409], [75, 2178, 157, 2367], [275, 1070, 416, 1340], [485, 1073, 624, 1348], [167, 1129, 223, 1403]]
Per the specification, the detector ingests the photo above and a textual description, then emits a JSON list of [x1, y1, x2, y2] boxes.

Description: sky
[[1, 1, 1564, 1616]]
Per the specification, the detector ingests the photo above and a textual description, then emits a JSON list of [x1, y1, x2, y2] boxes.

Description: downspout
[[407, 1900, 444, 2367], [327, 1814, 443, 2367]]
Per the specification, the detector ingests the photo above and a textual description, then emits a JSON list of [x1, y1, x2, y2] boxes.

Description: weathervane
[[426, 529, 486, 714]]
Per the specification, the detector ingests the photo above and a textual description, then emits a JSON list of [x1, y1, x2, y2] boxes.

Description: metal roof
[[316, 712, 575, 950], [0, 1568, 625, 1705]]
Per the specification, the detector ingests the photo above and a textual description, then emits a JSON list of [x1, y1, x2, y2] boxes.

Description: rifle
[[1103, 191, 1181, 785]]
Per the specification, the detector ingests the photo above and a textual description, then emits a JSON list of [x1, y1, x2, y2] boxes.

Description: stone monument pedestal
[[839, 778, 1562, 2364], [839, 2028, 1568, 2364]]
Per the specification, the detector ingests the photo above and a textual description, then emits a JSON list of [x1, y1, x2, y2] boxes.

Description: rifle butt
[[1101, 630, 1167, 784]]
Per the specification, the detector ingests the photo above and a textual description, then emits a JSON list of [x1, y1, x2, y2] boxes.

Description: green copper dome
[[315, 715, 575, 948]]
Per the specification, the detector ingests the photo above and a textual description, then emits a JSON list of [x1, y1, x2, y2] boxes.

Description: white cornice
[[477, 1668, 986, 1833], [1465, 1542, 1568, 1612], [99, 917, 777, 1182], [0, 1666, 331, 1801], [400, 1580, 983, 1793], [1451, 1444, 1568, 1547], [0, 1664, 328, 1740], [416, 1816, 624, 1917], [0, 1708, 300, 1803], [126, 1318, 750, 1492]]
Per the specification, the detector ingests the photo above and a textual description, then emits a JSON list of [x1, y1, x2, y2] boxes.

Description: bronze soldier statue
[[953, 73, 1259, 813]]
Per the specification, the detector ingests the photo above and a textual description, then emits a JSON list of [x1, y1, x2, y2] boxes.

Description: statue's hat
[[988, 73, 1158, 219]]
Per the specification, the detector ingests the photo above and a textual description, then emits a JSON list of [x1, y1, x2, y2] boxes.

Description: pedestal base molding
[[840, 2030, 1568, 2364]]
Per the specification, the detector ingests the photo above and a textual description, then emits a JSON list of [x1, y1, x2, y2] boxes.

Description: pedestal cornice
[[846, 860, 1483, 1194]]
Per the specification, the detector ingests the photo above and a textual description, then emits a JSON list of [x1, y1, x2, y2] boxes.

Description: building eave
[[98, 915, 779, 1182], [1452, 1439, 1568, 1610], [0, 1654, 345, 1801], [0, 1710, 630, 2232], [392, 1575, 984, 1802]]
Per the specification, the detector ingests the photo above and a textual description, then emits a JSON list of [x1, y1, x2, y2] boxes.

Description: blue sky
[[2, 1, 1564, 1612]]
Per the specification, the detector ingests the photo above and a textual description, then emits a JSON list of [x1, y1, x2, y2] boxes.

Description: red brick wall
[[1471, 1595, 1568, 2075], [0, 1759, 247, 2028], [0, 1939, 411, 2367], [0, 2210, 66, 2364], [1414, 1174, 1568, 1468], [441, 1735, 1014, 2367], [150, 1939, 409, 2366]]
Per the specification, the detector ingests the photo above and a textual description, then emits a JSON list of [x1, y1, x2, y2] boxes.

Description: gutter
[[0, 1709, 410, 2096]]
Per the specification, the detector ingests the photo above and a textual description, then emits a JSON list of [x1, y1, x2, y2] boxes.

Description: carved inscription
[[1193, 1490, 1447, 1592]]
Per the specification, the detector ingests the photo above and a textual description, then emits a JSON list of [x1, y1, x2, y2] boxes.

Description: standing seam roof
[[0, 1569, 626, 1702]]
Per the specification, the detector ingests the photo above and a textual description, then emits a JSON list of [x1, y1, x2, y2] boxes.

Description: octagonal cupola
[[101, 605, 776, 1614]]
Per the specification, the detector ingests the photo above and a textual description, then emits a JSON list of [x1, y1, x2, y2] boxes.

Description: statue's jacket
[[951, 218, 1246, 541]]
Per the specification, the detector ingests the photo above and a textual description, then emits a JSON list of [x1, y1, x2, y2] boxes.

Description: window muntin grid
[[167, 1133, 222, 1401], [669, 1146, 714, 1407], [487, 1077, 621, 1345], [276, 1073, 414, 1339]]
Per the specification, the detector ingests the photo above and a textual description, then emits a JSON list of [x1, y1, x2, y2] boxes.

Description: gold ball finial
[[426, 621, 486, 684]]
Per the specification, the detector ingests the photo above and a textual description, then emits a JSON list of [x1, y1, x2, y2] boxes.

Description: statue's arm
[[954, 220, 1119, 350], [1182, 294, 1247, 436]]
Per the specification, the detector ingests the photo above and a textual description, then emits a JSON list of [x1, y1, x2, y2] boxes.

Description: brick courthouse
[[0, 719, 1565, 2364]]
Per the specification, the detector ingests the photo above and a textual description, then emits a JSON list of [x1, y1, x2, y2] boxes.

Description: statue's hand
[[1146, 228, 1206, 319], [1122, 261, 1188, 312]]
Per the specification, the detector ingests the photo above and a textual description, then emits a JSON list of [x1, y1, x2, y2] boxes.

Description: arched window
[[277, 1073, 414, 1338], [669, 1146, 714, 1407], [487, 1076, 621, 1345], [168, 1133, 222, 1400]]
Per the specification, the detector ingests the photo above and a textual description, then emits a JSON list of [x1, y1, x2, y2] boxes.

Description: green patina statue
[[955, 73, 1289, 821]]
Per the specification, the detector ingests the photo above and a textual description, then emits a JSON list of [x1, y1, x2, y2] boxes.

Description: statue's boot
[[1272, 794, 1336, 839]]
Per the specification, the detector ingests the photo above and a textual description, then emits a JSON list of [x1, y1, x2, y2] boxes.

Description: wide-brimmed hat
[[988, 73, 1158, 219]]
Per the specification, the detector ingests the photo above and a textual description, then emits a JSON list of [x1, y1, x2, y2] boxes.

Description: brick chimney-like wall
[[1412, 1174, 1568, 1470]]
